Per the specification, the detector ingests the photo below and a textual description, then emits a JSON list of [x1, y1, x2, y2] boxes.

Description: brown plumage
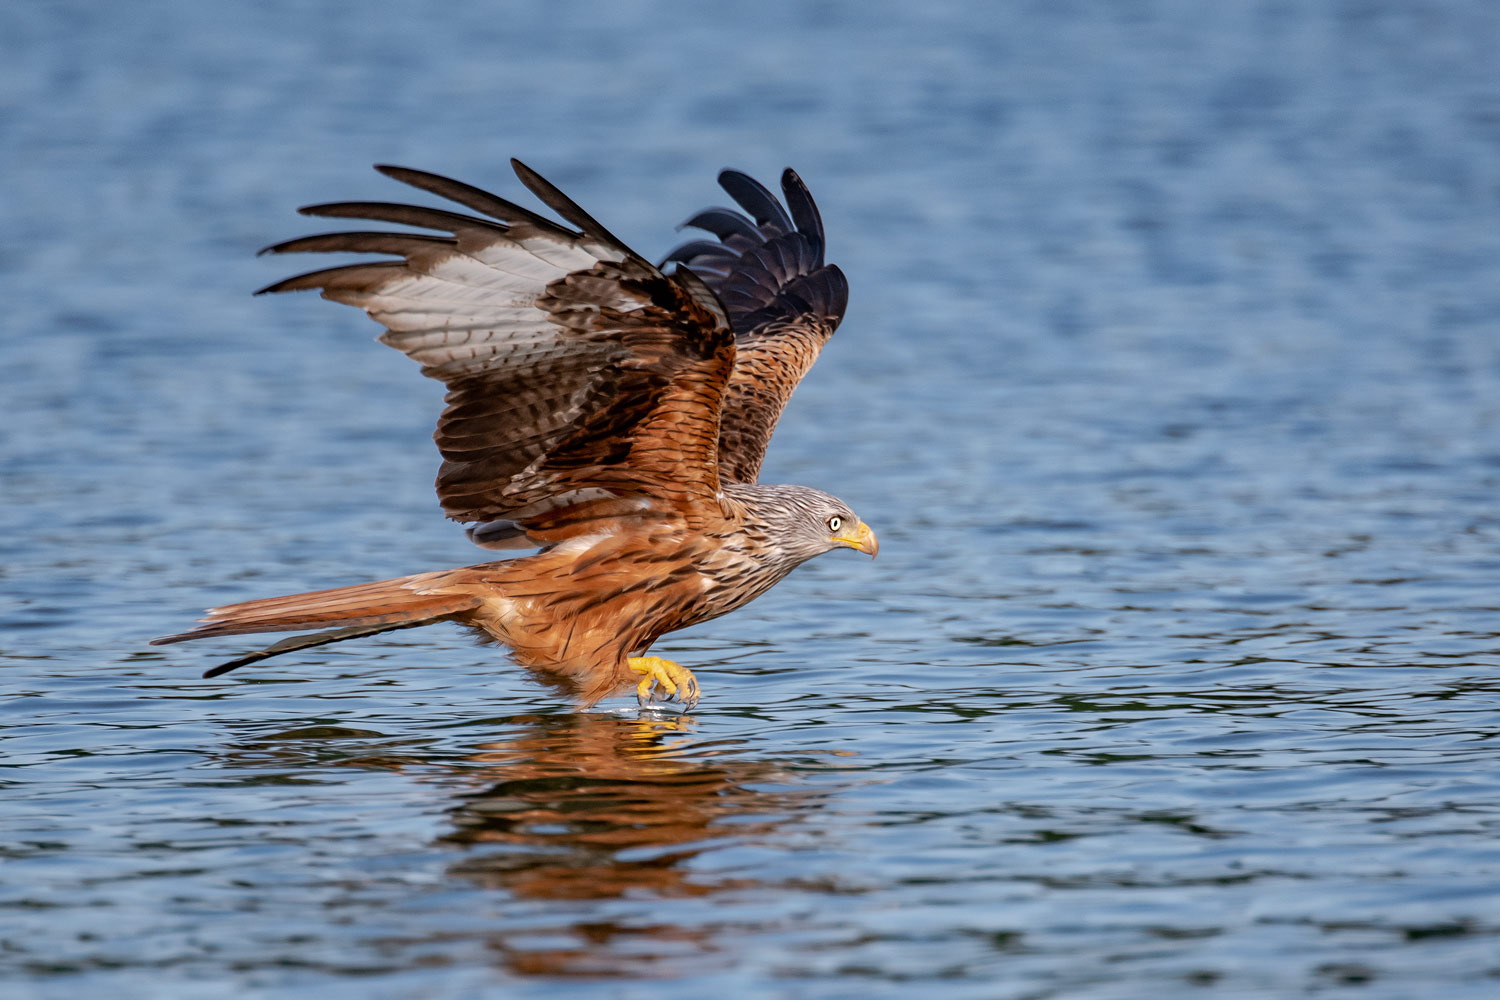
[[153, 160, 875, 708]]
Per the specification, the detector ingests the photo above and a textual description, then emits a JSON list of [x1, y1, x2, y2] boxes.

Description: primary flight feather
[[153, 159, 874, 708]]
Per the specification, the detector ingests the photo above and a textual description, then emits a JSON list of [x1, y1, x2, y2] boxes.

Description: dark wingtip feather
[[253, 276, 309, 296], [253, 260, 405, 296], [661, 167, 845, 336], [680, 207, 762, 243], [374, 164, 575, 237], [717, 169, 794, 233], [293, 201, 501, 235], [510, 158, 629, 250], [662, 239, 742, 266], [780, 168, 825, 249], [259, 231, 451, 258]]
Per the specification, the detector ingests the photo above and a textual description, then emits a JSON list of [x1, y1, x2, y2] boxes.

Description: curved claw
[[628, 656, 701, 710]]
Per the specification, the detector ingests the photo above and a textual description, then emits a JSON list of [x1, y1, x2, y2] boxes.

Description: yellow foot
[[627, 656, 700, 710]]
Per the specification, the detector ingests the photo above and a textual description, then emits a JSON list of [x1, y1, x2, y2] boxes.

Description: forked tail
[[151, 573, 483, 677]]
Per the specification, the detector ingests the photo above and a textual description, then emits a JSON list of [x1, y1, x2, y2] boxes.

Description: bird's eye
[[827, 515, 843, 533]]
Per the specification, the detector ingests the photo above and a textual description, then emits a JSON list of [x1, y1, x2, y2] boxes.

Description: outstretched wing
[[663, 168, 848, 484], [260, 161, 735, 537]]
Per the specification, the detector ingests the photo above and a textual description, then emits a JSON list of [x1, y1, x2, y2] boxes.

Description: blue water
[[6, 1, 1500, 996]]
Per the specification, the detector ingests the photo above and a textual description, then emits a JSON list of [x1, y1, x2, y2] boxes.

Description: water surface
[[5, 2, 1500, 996]]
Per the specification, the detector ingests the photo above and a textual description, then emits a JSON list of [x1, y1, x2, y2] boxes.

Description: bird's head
[[737, 483, 878, 567]]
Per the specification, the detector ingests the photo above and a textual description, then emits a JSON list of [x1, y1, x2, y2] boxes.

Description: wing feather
[[779, 169, 826, 261], [664, 167, 848, 484], [716, 170, 794, 234], [680, 208, 763, 243], [261, 163, 735, 531], [260, 232, 455, 257], [509, 159, 634, 252], [373, 164, 579, 240]]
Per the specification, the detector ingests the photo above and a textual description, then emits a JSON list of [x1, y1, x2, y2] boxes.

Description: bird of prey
[[153, 160, 875, 709]]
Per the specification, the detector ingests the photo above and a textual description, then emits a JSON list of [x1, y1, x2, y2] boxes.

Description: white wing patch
[[322, 229, 631, 379]]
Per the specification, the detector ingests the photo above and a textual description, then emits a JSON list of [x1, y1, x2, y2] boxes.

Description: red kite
[[154, 161, 874, 708]]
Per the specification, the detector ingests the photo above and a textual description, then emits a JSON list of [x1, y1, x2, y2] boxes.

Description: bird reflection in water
[[220, 710, 843, 978], [443, 712, 838, 976], [444, 713, 798, 896]]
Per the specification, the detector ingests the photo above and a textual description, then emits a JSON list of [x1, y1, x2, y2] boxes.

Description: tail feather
[[151, 572, 485, 675], [200, 620, 438, 678]]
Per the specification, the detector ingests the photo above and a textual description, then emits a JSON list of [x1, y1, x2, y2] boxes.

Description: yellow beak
[[833, 522, 879, 558]]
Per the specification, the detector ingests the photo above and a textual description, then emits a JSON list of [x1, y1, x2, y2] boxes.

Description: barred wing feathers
[[260, 161, 735, 531]]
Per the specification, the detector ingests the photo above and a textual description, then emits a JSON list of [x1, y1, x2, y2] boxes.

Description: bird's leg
[[627, 656, 700, 710]]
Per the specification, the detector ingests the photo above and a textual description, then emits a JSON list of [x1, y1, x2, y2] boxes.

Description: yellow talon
[[627, 656, 700, 710]]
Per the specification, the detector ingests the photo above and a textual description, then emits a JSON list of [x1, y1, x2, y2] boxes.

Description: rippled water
[[6, 1, 1500, 996]]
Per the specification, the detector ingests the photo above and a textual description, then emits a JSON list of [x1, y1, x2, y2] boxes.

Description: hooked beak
[[833, 521, 879, 559]]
